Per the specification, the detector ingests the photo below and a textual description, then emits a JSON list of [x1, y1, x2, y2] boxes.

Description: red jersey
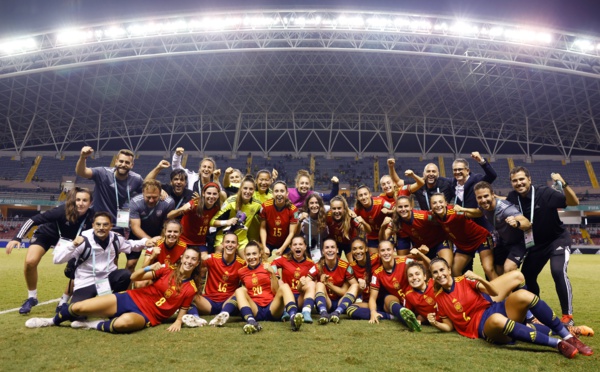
[[394, 210, 449, 249], [370, 257, 411, 299], [404, 278, 437, 318], [272, 256, 316, 294], [203, 253, 246, 302], [308, 259, 355, 300], [432, 206, 490, 252], [128, 266, 198, 326], [238, 264, 276, 306], [326, 213, 360, 246], [145, 239, 187, 268], [350, 253, 381, 301], [259, 200, 299, 247], [434, 276, 492, 339], [354, 197, 392, 240], [180, 201, 220, 246], [379, 185, 410, 205]]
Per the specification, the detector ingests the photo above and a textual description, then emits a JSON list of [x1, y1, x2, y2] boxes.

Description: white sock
[[302, 306, 311, 313], [59, 294, 70, 306], [28, 290, 38, 299]]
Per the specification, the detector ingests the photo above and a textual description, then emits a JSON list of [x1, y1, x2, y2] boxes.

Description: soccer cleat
[[329, 311, 341, 324], [567, 325, 594, 337], [565, 336, 594, 356], [55, 303, 66, 315], [25, 317, 55, 328], [318, 311, 330, 325], [400, 307, 422, 332], [291, 313, 303, 331], [281, 310, 291, 322], [302, 310, 313, 324], [557, 340, 578, 359], [19, 297, 38, 315], [209, 312, 230, 327], [561, 314, 574, 327], [243, 319, 262, 334], [182, 314, 207, 328], [71, 320, 102, 330]]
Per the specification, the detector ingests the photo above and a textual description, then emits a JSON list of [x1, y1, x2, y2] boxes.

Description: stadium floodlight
[[450, 21, 479, 35], [104, 26, 127, 39], [56, 29, 93, 45], [410, 19, 432, 32], [574, 39, 594, 52], [0, 37, 37, 54], [337, 15, 365, 28], [366, 17, 391, 29]]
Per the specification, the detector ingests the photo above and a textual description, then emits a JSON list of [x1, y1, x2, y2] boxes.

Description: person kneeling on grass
[[427, 257, 593, 359], [26, 247, 201, 333], [234, 240, 304, 334]]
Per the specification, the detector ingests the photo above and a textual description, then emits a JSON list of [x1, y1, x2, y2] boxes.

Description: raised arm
[[472, 151, 497, 183], [405, 170, 425, 194], [75, 146, 94, 179], [145, 160, 170, 182], [551, 172, 579, 206]]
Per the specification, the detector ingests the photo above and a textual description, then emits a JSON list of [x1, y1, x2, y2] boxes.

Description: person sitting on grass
[[427, 257, 593, 359], [26, 247, 201, 333]]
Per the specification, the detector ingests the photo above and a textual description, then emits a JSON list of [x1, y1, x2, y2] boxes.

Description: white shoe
[[71, 320, 102, 329], [209, 312, 229, 327], [182, 314, 207, 328], [25, 317, 55, 328]]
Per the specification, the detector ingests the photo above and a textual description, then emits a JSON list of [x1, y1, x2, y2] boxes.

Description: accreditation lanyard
[[56, 215, 87, 239], [91, 236, 114, 296], [517, 186, 535, 248], [424, 187, 440, 210], [113, 171, 131, 210]]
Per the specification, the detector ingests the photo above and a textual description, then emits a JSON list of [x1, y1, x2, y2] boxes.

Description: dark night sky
[[0, 0, 599, 38]]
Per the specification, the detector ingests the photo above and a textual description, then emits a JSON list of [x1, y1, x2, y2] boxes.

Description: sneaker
[[567, 325, 595, 337], [318, 311, 330, 325], [557, 340, 578, 359], [71, 320, 102, 330], [19, 297, 38, 315], [330, 311, 341, 324], [209, 312, 230, 327], [182, 314, 207, 328], [291, 313, 303, 331], [281, 310, 291, 322], [243, 319, 262, 334], [566, 336, 594, 356], [25, 317, 55, 328], [561, 314, 574, 327], [302, 310, 313, 324], [400, 307, 422, 332]]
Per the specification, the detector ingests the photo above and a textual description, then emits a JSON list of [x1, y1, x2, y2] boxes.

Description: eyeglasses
[[452, 168, 465, 172]]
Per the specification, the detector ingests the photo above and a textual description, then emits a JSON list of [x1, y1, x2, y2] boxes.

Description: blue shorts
[[255, 303, 275, 321], [366, 239, 379, 248], [477, 299, 507, 340], [115, 292, 151, 325], [204, 297, 224, 315], [328, 299, 340, 312], [267, 243, 290, 256], [337, 243, 351, 256], [456, 236, 493, 256]]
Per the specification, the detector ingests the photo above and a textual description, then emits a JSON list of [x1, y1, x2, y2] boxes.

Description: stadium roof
[[1, 9, 600, 161]]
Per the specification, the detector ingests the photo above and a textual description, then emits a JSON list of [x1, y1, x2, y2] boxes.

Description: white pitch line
[[0, 298, 60, 315]]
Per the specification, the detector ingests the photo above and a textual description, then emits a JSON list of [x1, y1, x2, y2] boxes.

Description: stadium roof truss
[[1, 10, 600, 160]]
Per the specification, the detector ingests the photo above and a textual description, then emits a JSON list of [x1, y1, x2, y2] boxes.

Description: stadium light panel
[[574, 39, 594, 51], [0, 37, 37, 54]]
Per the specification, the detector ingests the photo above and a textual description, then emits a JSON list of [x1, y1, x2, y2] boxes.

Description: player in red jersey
[[309, 239, 359, 324], [235, 241, 304, 333], [428, 258, 593, 358], [354, 185, 392, 252], [404, 261, 436, 322], [368, 240, 422, 331], [259, 181, 299, 256], [181, 232, 246, 328], [143, 220, 187, 268], [379, 158, 425, 205], [27, 247, 202, 333], [326, 195, 365, 262], [429, 193, 496, 280], [272, 236, 317, 323], [168, 182, 221, 260], [383, 195, 453, 266]]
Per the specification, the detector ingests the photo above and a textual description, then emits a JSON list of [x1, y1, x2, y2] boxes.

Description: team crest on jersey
[[156, 210, 163, 217], [223, 271, 230, 281], [425, 296, 435, 305], [251, 274, 259, 285], [275, 217, 281, 226], [453, 299, 464, 313], [294, 268, 301, 279], [165, 286, 175, 298], [392, 279, 400, 290]]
